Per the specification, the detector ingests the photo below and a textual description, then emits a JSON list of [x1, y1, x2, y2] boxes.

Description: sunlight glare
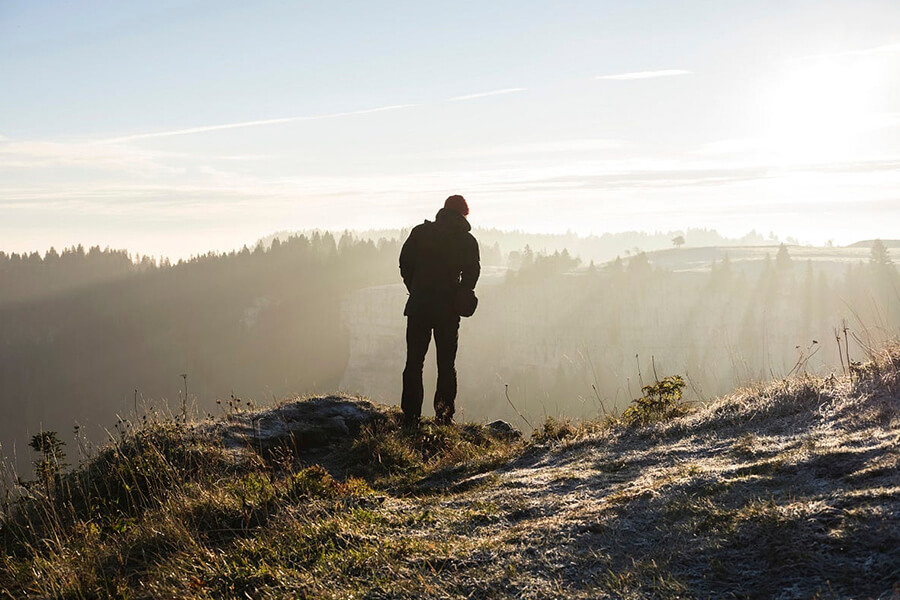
[[762, 57, 884, 163]]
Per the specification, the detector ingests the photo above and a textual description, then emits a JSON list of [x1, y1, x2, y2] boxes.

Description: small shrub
[[288, 465, 373, 500], [622, 375, 688, 426], [344, 415, 523, 489], [347, 419, 423, 480], [28, 431, 68, 488], [531, 417, 577, 443]]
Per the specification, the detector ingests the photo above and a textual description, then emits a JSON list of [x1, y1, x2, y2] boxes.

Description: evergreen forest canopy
[[260, 226, 786, 268], [0, 233, 398, 471], [0, 231, 898, 476]]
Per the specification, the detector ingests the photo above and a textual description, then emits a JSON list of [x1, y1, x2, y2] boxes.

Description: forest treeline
[[0, 233, 399, 469], [0, 234, 898, 473], [341, 241, 900, 426], [261, 227, 783, 267], [467, 241, 900, 424]]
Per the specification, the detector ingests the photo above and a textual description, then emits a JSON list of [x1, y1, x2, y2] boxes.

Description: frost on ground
[[328, 349, 900, 599], [416, 372, 899, 599], [2, 348, 898, 599]]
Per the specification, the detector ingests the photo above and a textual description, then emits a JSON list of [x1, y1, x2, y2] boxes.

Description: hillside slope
[[2, 348, 898, 599]]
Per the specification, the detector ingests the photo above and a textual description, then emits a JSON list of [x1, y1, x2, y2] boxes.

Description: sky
[[1, 0, 899, 258]]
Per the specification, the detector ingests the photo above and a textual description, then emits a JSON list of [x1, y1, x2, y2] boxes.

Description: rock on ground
[[203, 395, 390, 453]]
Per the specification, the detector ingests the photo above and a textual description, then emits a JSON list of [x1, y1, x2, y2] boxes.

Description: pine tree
[[776, 243, 792, 270], [869, 239, 893, 267]]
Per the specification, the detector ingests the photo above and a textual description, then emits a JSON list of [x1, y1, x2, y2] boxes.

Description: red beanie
[[444, 194, 469, 216]]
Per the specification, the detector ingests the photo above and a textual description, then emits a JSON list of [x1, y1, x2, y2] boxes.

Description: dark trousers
[[401, 312, 460, 420]]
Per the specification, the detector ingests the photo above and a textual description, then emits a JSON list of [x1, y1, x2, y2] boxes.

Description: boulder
[[209, 395, 389, 453], [487, 419, 522, 439]]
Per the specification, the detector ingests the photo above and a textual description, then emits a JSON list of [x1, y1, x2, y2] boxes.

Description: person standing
[[399, 195, 480, 426]]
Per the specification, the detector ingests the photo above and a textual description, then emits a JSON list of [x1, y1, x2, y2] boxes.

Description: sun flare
[[762, 56, 886, 163]]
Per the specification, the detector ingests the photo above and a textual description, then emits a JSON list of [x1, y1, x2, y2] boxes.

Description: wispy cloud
[[691, 138, 765, 157], [796, 42, 900, 61], [447, 88, 527, 102], [691, 112, 900, 158], [0, 138, 272, 171], [0, 139, 181, 172], [439, 139, 623, 159], [5, 154, 899, 211], [597, 69, 692, 81], [95, 103, 419, 144]]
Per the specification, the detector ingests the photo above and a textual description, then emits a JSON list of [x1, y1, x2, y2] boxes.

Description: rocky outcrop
[[204, 395, 390, 453]]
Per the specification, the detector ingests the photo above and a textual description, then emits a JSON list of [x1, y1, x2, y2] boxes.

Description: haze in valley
[[1, 1, 899, 473]]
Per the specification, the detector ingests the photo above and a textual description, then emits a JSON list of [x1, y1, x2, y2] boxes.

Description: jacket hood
[[435, 207, 471, 233]]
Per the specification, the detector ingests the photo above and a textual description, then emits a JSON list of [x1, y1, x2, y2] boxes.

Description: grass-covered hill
[[2, 347, 899, 599]]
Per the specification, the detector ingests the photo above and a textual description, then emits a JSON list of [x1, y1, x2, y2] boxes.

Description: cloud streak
[[4, 154, 898, 209], [796, 42, 900, 61], [447, 88, 527, 102], [89, 87, 529, 144], [597, 69, 692, 80], [95, 103, 419, 144]]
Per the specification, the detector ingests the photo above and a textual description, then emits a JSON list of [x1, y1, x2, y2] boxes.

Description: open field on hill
[[2, 347, 898, 599]]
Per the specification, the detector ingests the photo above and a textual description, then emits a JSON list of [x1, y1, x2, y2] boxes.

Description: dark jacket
[[399, 208, 480, 316]]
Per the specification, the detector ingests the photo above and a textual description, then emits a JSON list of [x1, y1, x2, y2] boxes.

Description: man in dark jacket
[[399, 195, 480, 426]]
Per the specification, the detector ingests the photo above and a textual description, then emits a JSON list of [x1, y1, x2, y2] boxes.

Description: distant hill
[[260, 227, 781, 266], [3, 346, 897, 598], [847, 239, 900, 248], [626, 243, 887, 276]]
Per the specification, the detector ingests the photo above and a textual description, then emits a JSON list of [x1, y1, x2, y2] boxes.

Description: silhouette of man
[[399, 195, 480, 426]]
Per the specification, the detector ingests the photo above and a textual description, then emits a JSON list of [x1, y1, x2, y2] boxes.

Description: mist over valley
[[2, 229, 897, 475]]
